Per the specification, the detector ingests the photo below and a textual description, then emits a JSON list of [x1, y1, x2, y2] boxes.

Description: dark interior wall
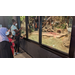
[[0, 16, 16, 28], [13, 16, 16, 20], [20, 39, 61, 58], [0, 16, 5, 27]]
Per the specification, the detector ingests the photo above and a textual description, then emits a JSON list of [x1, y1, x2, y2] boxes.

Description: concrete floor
[[14, 48, 32, 58]]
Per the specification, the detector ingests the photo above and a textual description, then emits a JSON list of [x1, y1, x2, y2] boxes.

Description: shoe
[[14, 52, 17, 56], [17, 52, 20, 55]]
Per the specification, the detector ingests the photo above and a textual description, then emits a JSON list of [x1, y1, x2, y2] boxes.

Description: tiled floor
[[14, 48, 31, 58]]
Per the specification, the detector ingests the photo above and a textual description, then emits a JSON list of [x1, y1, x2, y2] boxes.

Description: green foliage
[[20, 16, 25, 21], [31, 16, 34, 17], [20, 16, 34, 21], [60, 23, 66, 29], [54, 16, 71, 29]]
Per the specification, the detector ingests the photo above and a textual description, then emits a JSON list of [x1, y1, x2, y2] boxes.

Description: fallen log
[[42, 32, 68, 38]]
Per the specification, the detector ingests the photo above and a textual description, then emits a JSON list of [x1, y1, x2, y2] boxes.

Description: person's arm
[[11, 39, 15, 43], [14, 27, 22, 32], [18, 27, 22, 32], [20, 37, 23, 39]]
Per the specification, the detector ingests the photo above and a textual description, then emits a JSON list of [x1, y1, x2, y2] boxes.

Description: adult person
[[11, 19, 22, 55], [11, 19, 22, 38], [0, 27, 13, 58]]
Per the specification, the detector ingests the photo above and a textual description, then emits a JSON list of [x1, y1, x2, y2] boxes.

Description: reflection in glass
[[20, 16, 26, 38], [28, 16, 39, 42], [42, 16, 73, 53], [4, 16, 13, 29]]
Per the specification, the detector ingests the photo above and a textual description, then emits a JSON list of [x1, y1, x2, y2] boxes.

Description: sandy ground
[[28, 31, 70, 53]]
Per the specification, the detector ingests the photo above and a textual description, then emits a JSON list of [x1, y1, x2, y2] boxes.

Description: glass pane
[[4, 16, 17, 29], [4, 16, 13, 29], [20, 16, 26, 38], [42, 16, 73, 53], [28, 16, 39, 42]]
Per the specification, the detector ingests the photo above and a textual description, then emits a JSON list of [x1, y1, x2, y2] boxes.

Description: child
[[6, 31, 15, 56], [35, 22, 38, 31]]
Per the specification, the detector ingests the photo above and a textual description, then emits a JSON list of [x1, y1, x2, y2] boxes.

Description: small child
[[35, 22, 38, 31], [6, 31, 15, 56]]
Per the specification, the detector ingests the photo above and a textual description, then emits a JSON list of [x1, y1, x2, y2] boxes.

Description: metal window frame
[[38, 16, 42, 44], [17, 16, 21, 29], [69, 16, 75, 58], [17, 16, 75, 58], [26, 16, 28, 39]]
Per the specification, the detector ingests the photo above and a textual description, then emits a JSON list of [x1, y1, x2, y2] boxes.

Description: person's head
[[0, 27, 8, 36], [12, 19, 17, 26], [6, 31, 12, 38], [0, 27, 9, 42]]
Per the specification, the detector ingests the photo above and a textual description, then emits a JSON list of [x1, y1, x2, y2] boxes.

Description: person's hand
[[8, 29, 10, 32], [20, 37, 22, 39], [13, 38, 15, 40], [20, 27, 23, 30], [11, 40, 15, 43], [13, 44, 15, 47], [14, 29, 17, 32], [23, 36, 25, 38], [18, 27, 22, 31], [11, 40, 14, 43], [14, 39, 16, 41], [20, 37, 23, 39]]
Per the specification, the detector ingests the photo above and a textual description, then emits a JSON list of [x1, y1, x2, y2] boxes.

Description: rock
[[63, 34, 71, 48], [47, 28, 51, 32], [42, 24, 54, 32], [42, 29, 47, 32], [63, 40, 70, 47]]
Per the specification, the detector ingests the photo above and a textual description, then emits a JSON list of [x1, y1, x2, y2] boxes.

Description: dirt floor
[[28, 31, 69, 54]]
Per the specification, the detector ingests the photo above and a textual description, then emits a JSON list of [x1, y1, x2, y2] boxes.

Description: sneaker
[[17, 52, 20, 55], [14, 52, 17, 56]]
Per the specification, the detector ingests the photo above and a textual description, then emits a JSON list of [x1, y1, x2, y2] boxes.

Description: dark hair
[[7, 32, 12, 37], [12, 19, 16, 23]]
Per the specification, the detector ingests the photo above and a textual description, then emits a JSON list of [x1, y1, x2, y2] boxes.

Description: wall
[[20, 39, 61, 58], [0, 16, 5, 27], [12, 16, 16, 20], [0, 16, 16, 28]]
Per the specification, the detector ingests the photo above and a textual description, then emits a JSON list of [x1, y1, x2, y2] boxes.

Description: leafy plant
[[20, 16, 25, 21]]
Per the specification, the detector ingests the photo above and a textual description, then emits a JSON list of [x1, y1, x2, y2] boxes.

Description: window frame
[[18, 16, 75, 58]]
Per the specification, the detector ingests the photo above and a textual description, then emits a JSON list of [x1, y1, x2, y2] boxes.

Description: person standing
[[35, 17, 38, 31], [11, 19, 22, 55], [35, 22, 38, 31], [0, 27, 13, 58], [6, 32, 15, 56], [11, 19, 21, 38]]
